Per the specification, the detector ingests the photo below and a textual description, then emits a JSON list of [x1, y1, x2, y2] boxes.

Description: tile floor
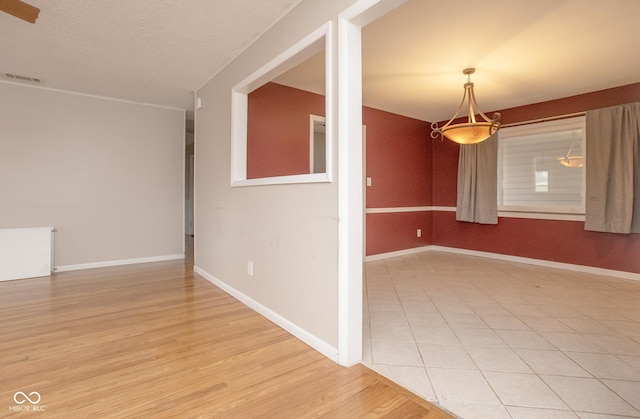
[[362, 251, 640, 418]]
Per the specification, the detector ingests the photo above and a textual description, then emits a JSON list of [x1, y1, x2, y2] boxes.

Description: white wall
[[195, 0, 350, 355], [0, 82, 185, 269]]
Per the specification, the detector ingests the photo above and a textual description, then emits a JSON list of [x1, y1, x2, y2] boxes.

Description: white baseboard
[[366, 245, 640, 282], [364, 246, 432, 262], [193, 265, 339, 363], [55, 254, 184, 272]]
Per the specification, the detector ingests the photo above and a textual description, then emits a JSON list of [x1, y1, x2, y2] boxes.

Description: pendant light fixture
[[557, 146, 584, 168], [431, 68, 501, 144]]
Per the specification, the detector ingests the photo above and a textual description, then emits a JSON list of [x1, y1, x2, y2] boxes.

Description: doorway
[[185, 118, 195, 261]]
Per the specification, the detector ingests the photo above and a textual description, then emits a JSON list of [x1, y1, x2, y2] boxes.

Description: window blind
[[499, 117, 585, 213]]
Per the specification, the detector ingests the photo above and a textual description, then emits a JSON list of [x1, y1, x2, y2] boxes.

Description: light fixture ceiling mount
[[431, 68, 500, 145]]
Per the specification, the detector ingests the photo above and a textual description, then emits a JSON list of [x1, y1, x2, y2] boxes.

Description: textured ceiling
[[2, 0, 639, 123], [0, 0, 302, 114]]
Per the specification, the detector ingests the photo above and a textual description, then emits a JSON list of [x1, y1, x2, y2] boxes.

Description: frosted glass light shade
[[557, 155, 584, 168], [441, 122, 497, 144]]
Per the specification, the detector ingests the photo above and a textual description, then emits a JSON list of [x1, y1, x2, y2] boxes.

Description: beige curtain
[[585, 102, 640, 234], [456, 133, 498, 224]]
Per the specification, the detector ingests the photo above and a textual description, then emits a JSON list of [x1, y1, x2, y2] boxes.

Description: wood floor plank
[[0, 257, 453, 418]]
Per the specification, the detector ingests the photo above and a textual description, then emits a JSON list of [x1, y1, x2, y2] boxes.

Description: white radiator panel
[[0, 227, 54, 281]]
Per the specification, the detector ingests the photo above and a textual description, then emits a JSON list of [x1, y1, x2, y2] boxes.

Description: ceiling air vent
[[3, 73, 41, 83]]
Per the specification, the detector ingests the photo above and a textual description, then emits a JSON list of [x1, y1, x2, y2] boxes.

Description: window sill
[[231, 172, 331, 187], [498, 211, 585, 222]]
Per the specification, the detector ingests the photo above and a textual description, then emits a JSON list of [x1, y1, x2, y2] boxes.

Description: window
[[498, 116, 585, 214]]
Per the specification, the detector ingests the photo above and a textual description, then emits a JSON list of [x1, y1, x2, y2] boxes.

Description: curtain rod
[[501, 111, 586, 128]]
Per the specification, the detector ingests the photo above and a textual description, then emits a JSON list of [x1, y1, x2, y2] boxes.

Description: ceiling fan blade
[[0, 0, 40, 23]]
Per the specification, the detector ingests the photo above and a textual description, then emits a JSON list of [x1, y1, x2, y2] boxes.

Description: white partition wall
[[195, 0, 344, 362]]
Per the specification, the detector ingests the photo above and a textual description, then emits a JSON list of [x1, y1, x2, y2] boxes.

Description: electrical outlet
[[247, 261, 254, 276], [417, 228, 422, 237]]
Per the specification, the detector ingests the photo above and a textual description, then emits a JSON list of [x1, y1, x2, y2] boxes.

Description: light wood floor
[[0, 251, 452, 418]]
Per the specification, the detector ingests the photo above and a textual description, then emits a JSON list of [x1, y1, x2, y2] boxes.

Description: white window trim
[[230, 22, 333, 187]]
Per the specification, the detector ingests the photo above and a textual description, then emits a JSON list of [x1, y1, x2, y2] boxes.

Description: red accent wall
[[431, 82, 640, 273], [367, 212, 432, 255], [363, 106, 433, 255], [247, 82, 324, 179], [431, 135, 459, 206], [433, 211, 640, 274], [364, 106, 432, 207]]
